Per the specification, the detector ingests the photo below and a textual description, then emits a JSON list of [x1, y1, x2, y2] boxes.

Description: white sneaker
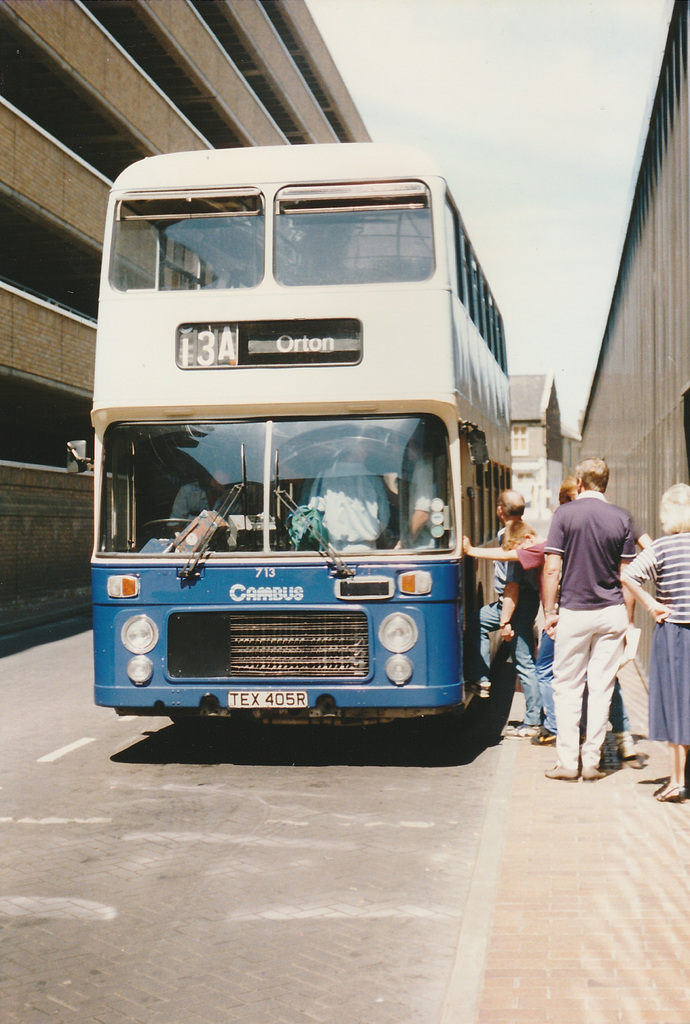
[[504, 723, 540, 738], [467, 679, 491, 698]]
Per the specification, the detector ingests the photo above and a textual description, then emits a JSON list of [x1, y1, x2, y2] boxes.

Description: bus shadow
[[0, 614, 92, 659], [111, 666, 516, 769]]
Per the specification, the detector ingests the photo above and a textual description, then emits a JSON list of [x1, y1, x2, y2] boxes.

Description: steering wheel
[[142, 518, 191, 538]]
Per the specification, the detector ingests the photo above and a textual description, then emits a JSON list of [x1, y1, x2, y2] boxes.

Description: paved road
[[0, 628, 511, 1024]]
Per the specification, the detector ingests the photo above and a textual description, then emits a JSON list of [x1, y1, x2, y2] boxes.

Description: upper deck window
[[110, 190, 264, 292], [274, 182, 434, 287]]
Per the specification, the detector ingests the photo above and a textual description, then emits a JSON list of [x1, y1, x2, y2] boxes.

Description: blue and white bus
[[84, 143, 510, 725]]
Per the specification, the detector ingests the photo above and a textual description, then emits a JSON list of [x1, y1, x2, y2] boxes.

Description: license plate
[[227, 690, 308, 709]]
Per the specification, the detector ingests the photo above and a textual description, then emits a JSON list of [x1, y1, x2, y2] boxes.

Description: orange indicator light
[[107, 575, 140, 599], [398, 571, 432, 596]]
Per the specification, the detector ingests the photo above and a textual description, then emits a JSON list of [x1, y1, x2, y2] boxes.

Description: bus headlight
[[127, 655, 153, 685], [385, 654, 413, 685], [378, 612, 418, 653], [121, 615, 159, 654]]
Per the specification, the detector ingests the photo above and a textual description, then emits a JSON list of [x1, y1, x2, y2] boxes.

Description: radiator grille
[[168, 611, 369, 679]]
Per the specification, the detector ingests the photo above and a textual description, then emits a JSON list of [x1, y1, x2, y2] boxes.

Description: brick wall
[[1, 101, 109, 250], [0, 463, 93, 633], [0, 283, 96, 392]]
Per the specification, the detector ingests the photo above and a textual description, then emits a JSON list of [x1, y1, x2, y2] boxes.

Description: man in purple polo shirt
[[541, 458, 636, 782]]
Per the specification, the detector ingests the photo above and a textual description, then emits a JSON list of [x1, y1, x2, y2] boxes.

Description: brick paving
[[472, 662, 690, 1024]]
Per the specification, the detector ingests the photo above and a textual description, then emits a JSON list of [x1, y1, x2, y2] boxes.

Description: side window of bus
[[444, 199, 462, 299], [474, 465, 485, 543]]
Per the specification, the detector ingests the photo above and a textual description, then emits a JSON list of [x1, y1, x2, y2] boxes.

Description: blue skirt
[[648, 621, 690, 744]]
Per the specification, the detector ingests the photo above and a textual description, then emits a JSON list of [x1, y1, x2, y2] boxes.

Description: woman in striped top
[[622, 484, 690, 802]]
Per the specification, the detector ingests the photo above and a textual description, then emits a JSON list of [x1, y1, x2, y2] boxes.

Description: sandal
[[655, 785, 686, 803]]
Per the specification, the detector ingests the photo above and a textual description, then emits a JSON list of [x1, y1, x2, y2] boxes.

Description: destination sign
[[176, 318, 362, 369]]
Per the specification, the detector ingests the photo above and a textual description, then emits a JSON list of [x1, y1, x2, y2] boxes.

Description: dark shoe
[[656, 785, 686, 803], [582, 766, 606, 782], [531, 726, 557, 746], [545, 766, 579, 782], [614, 731, 636, 760]]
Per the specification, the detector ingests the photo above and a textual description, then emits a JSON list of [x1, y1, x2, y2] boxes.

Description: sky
[[307, 0, 672, 430]]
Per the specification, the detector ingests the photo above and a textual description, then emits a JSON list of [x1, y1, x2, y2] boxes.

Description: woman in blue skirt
[[622, 484, 690, 802]]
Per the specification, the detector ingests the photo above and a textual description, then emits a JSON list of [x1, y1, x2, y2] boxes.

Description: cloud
[[322, 0, 661, 167]]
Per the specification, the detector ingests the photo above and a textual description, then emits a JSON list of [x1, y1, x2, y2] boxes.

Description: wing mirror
[[66, 439, 93, 473], [462, 425, 489, 465]]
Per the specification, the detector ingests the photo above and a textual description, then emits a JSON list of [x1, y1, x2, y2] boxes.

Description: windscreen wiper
[[175, 444, 248, 580], [174, 482, 244, 580], [274, 449, 354, 579]]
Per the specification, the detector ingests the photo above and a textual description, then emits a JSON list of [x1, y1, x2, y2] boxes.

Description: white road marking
[[230, 904, 454, 922], [0, 896, 116, 920], [0, 817, 111, 825], [37, 737, 96, 762]]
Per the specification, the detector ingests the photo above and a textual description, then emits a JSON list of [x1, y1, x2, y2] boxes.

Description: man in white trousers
[[541, 458, 636, 781]]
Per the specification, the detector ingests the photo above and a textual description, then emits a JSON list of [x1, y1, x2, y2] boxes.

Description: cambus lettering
[[229, 583, 305, 603]]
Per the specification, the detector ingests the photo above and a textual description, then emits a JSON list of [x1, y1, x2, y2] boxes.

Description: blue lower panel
[[92, 561, 463, 714], [96, 681, 463, 712]]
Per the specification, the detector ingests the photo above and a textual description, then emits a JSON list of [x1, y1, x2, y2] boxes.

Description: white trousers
[[552, 605, 628, 772]]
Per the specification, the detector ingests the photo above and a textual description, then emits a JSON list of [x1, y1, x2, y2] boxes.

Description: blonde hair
[[659, 483, 690, 534], [502, 520, 536, 550], [576, 457, 609, 493]]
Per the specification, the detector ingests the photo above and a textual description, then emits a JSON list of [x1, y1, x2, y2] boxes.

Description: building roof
[[510, 374, 552, 421], [561, 421, 582, 441]]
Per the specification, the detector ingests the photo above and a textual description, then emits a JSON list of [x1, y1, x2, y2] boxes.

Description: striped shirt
[[623, 533, 690, 624]]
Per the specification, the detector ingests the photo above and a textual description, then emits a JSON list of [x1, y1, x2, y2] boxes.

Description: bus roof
[[111, 143, 445, 192]]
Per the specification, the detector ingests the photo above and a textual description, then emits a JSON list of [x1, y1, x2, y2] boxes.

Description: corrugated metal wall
[[582, 1, 689, 669]]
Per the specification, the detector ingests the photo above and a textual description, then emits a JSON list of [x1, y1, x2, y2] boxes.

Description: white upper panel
[[111, 143, 444, 193], [94, 143, 510, 463]]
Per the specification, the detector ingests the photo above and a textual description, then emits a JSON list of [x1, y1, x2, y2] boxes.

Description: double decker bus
[[82, 143, 510, 726]]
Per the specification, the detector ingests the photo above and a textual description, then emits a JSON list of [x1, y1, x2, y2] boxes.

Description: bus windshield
[[100, 415, 453, 557], [110, 191, 264, 291], [274, 182, 434, 286]]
